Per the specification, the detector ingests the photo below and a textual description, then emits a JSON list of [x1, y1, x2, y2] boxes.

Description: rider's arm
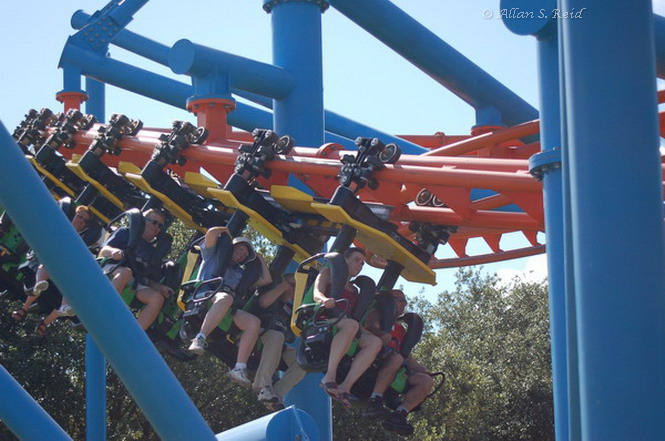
[[405, 356, 430, 375], [313, 267, 335, 308], [259, 278, 289, 308], [365, 308, 392, 346], [99, 228, 128, 260], [204, 226, 229, 249], [99, 245, 124, 260], [254, 254, 272, 288]]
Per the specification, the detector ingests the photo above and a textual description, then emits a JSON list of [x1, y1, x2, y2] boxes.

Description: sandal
[[11, 308, 27, 322], [35, 321, 47, 337], [335, 391, 353, 409], [320, 381, 340, 399]]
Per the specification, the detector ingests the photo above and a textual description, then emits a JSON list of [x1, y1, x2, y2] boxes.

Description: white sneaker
[[188, 336, 206, 355], [32, 280, 49, 298], [58, 304, 75, 317], [257, 386, 284, 410], [227, 367, 252, 388]]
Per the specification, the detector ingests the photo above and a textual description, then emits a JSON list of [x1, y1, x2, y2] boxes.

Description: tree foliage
[[0, 266, 553, 440]]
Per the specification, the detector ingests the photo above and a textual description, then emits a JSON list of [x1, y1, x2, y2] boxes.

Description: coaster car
[[178, 234, 264, 368], [292, 252, 376, 372]]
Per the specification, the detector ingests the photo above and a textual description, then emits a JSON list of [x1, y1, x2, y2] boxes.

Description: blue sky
[[6, 1, 660, 297]]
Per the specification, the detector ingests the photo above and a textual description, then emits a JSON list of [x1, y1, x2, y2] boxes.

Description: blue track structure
[[1, 1, 664, 440]]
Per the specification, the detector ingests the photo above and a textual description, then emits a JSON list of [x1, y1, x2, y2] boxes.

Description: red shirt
[[388, 321, 406, 352]]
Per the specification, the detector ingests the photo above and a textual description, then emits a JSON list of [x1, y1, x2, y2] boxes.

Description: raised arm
[[254, 254, 272, 288], [204, 226, 229, 249], [258, 278, 289, 308]]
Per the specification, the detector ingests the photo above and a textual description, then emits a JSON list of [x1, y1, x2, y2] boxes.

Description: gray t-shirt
[[199, 242, 244, 290]]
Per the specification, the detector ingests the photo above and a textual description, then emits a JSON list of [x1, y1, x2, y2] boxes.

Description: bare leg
[[199, 292, 233, 337], [400, 372, 434, 412], [111, 267, 133, 293], [372, 352, 404, 395], [338, 329, 382, 394], [136, 288, 165, 330], [320, 318, 358, 386], [42, 309, 60, 326], [35, 265, 49, 284], [233, 310, 260, 364]]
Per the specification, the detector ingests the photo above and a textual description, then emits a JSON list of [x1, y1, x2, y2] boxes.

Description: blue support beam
[[69, 10, 427, 153], [0, 122, 216, 441], [653, 14, 665, 78], [85, 335, 107, 441], [85, 77, 106, 122], [0, 365, 72, 441], [559, 1, 665, 440], [501, 1, 568, 439], [169, 40, 295, 100], [215, 406, 319, 440], [328, 0, 539, 127], [84, 77, 108, 441], [264, 1, 332, 439]]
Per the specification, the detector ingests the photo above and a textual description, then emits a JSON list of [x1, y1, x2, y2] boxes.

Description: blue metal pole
[[85, 335, 107, 441], [169, 40, 295, 99], [654, 14, 665, 78], [501, 2, 568, 439], [557, 19, 581, 441], [69, 11, 427, 152], [216, 406, 319, 440], [0, 365, 72, 441], [328, 0, 538, 127], [84, 76, 107, 441], [268, 1, 325, 146], [265, 1, 332, 439], [85, 77, 106, 122], [559, 2, 665, 440], [0, 122, 216, 441]]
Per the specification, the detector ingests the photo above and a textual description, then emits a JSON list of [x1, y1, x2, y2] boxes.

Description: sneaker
[[257, 386, 284, 411], [32, 280, 49, 298], [382, 410, 414, 436], [188, 336, 206, 355], [227, 367, 252, 388], [58, 304, 75, 317], [363, 396, 391, 419]]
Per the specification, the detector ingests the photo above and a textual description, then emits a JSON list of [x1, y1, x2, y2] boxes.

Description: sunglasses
[[146, 218, 164, 229]]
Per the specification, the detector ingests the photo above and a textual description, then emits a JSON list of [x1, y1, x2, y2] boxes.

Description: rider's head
[[343, 247, 365, 278], [71, 205, 91, 232], [391, 289, 407, 316], [231, 237, 256, 264], [142, 208, 165, 241]]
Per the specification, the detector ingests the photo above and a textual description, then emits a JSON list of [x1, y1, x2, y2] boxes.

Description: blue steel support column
[[264, 1, 332, 440], [328, 0, 538, 127], [0, 123, 216, 441], [85, 77, 106, 121], [0, 365, 72, 441], [557, 22, 581, 441], [502, 2, 568, 439], [85, 335, 107, 441], [560, 2, 665, 441], [267, 0, 326, 145], [84, 76, 107, 441]]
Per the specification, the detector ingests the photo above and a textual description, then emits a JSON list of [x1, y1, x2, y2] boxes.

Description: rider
[[315, 247, 382, 408], [252, 273, 307, 410], [98, 208, 174, 331], [11, 205, 92, 335], [363, 289, 434, 436], [187, 226, 272, 387]]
